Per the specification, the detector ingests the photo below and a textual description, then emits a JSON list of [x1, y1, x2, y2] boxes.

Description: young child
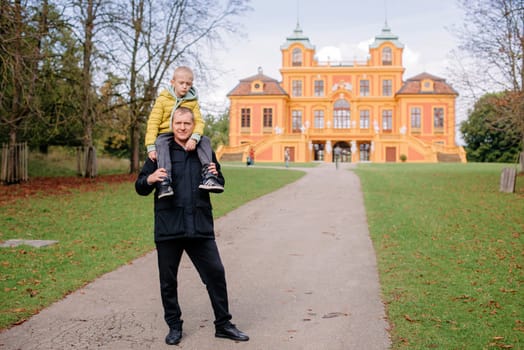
[[145, 66, 223, 198]]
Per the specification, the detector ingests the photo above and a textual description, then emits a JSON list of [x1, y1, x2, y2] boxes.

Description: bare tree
[[108, 0, 251, 173], [63, 0, 117, 177], [452, 0, 523, 169]]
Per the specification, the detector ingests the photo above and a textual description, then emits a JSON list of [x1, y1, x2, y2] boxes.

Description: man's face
[[170, 71, 193, 97], [172, 110, 195, 144]]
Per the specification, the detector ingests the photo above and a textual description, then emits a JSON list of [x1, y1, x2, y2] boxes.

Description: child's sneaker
[[199, 166, 224, 193], [199, 177, 224, 193], [158, 179, 174, 198]]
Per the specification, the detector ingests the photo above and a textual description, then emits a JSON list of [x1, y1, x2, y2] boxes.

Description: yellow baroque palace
[[218, 23, 466, 164]]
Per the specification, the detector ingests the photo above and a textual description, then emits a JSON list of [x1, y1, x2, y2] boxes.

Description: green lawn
[[353, 163, 523, 350], [0, 166, 305, 329]]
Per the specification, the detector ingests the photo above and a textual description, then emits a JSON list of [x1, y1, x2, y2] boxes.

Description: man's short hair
[[173, 106, 194, 121]]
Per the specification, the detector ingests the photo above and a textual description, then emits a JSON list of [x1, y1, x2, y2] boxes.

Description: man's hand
[[185, 138, 197, 151], [148, 150, 157, 161], [207, 162, 219, 176], [147, 167, 168, 185]]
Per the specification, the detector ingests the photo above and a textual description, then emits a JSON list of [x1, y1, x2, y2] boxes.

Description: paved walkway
[[0, 163, 390, 350]]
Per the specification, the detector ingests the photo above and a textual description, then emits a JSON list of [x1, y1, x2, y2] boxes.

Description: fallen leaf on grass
[[514, 319, 524, 332], [500, 288, 517, 294], [26, 288, 39, 297], [404, 314, 417, 322], [452, 294, 477, 303]]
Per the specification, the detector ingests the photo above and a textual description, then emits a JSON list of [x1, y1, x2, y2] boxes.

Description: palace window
[[241, 108, 251, 128], [382, 110, 392, 130], [333, 99, 350, 129], [382, 79, 392, 96], [434, 107, 444, 129], [382, 47, 392, 65], [360, 143, 370, 161], [292, 110, 302, 133], [410, 107, 421, 129], [292, 48, 302, 66], [263, 108, 273, 128], [292, 80, 302, 96], [314, 80, 324, 96], [360, 110, 370, 129], [314, 110, 324, 128], [360, 79, 370, 96]]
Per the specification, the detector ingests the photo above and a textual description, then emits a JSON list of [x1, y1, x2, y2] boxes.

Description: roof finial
[[296, 0, 300, 29], [384, 0, 389, 28]]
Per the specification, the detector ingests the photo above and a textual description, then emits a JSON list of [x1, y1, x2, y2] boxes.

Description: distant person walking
[[284, 147, 290, 168], [334, 145, 341, 170]]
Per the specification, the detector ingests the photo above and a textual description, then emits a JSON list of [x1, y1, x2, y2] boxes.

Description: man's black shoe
[[215, 324, 249, 341], [165, 327, 182, 345]]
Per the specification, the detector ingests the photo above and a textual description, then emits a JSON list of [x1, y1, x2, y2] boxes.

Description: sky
[[197, 0, 466, 118]]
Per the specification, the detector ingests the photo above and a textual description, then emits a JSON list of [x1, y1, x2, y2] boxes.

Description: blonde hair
[[173, 66, 193, 78]]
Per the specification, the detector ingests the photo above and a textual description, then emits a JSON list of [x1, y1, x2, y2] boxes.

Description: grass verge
[[28, 149, 130, 177], [0, 166, 305, 329], [353, 163, 523, 350]]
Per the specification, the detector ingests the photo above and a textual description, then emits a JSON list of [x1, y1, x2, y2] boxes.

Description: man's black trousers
[[155, 238, 232, 329]]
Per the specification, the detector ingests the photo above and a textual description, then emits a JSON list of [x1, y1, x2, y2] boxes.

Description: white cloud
[[403, 45, 421, 77], [315, 46, 342, 62], [357, 39, 374, 55]]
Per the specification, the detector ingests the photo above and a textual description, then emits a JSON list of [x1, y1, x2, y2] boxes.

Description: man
[[135, 107, 249, 345], [334, 145, 341, 169]]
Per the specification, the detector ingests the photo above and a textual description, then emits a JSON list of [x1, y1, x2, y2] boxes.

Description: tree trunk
[[81, 0, 97, 178], [519, 151, 524, 173], [519, 135, 524, 173], [130, 122, 141, 173], [85, 145, 97, 178]]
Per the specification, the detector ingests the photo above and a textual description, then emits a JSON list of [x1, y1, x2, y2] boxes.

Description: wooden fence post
[[85, 146, 97, 178], [1, 142, 28, 184], [1, 144, 7, 183], [499, 167, 517, 193]]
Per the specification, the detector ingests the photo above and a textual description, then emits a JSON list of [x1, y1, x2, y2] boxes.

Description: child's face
[[171, 71, 193, 98]]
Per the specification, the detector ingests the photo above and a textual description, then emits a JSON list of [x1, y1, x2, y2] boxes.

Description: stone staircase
[[437, 152, 462, 162], [219, 152, 243, 162]]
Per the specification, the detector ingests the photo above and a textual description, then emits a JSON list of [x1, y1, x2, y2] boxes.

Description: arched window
[[382, 47, 392, 65], [333, 99, 350, 128], [292, 48, 302, 66]]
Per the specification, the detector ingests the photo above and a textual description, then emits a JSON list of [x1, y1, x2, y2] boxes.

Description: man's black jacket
[[135, 141, 225, 242]]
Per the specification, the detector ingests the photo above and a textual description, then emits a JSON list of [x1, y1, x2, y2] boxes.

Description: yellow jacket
[[145, 87, 204, 152]]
